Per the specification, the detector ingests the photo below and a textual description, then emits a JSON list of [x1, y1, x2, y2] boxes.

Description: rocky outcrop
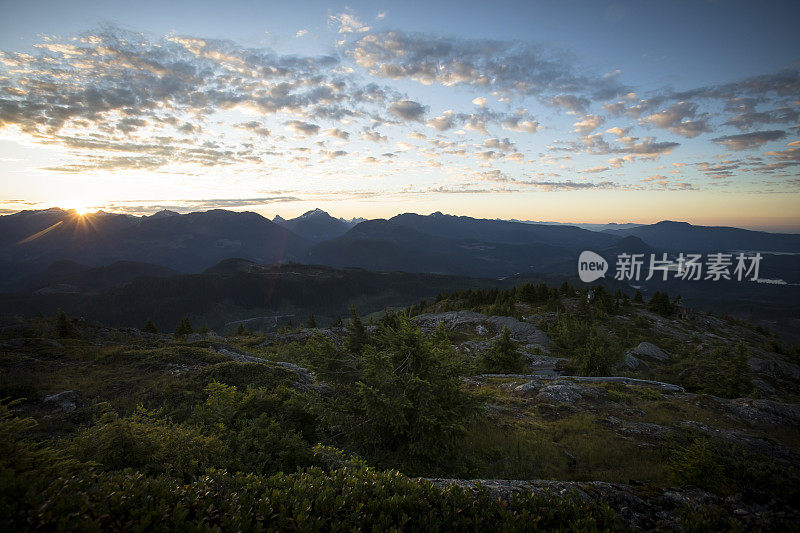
[[43, 390, 78, 412], [413, 311, 550, 351], [211, 344, 266, 363], [615, 352, 642, 371], [628, 341, 669, 361], [0, 337, 63, 351], [679, 420, 798, 465], [476, 375, 684, 393], [210, 344, 316, 387], [749, 358, 800, 380], [423, 478, 794, 531], [717, 397, 800, 426]]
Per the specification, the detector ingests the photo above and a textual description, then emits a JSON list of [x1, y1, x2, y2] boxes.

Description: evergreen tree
[[648, 291, 673, 316], [55, 309, 78, 338], [175, 316, 194, 337], [633, 289, 644, 304], [306, 313, 317, 328], [345, 305, 367, 354], [143, 318, 159, 334], [235, 323, 249, 336], [481, 326, 526, 373], [197, 325, 210, 335], [350, 315, 476, 466]]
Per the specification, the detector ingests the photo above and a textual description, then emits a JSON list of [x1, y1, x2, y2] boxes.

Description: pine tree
[[633, 289, 644, 304], [175, 316, 193, 336], [481, 326, 526, 373], [56, 309, 78, 338], [143, 318, 159, 334], [346, 305, 367, 354], [307, 313, 317, 328], [235, 323, 248, 336]]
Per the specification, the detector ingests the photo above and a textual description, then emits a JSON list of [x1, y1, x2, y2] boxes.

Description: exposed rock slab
[[628, 341, 669, 361], [413, 311, 550, 350]]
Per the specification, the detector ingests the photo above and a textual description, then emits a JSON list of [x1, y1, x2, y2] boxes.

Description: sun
[[63, 203, 96, 216]]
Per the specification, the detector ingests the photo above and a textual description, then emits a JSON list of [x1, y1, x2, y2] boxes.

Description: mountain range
[[1, 206, 799, 336], [2, 208, 800, 286]]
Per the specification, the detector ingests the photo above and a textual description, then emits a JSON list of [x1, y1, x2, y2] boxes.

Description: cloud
[[605, 126, 630, 138], [472, 96, 488, 107], [346, 30, 626, 99], [388, 99, 426, 121], [581, 165, 609, 173], [329, 12, 370, 34], [361, 129, 387, 142], [236, 121, 271, 137], [426, 110, 455, 131], [501, 116, 539, 133], [573, 114, 604, 134], [764, 141, 800, 162], [285, 120, 320, 136], [483, 137, 515, 152], [296, 30, 308, 37], [323, 127, 350, 140], [549, 94, 590, 113], [711, 130, 787, 150], [642, 101, 711, 138], [724, 102, 800, 130]]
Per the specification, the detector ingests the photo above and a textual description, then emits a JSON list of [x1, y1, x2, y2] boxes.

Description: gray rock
[[616, 352, 641, 371], [475, 325, 489, 336], [186, 333, 203, 342], [413, 311, 550, 349], [679, 420, 798, 465], [513, 379, 544, 395], [536, 381, 595, 404], [718, 397, 800, 426], [630, 342, 669, 361], [748, 358, 800, 379], [0, 337, 64, 350], [423, 478, 766, 531], [211, 344, 266, 363], [43, 390, 78, 412]]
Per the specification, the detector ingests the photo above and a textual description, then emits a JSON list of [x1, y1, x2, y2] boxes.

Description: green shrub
[[668, 438, 724, 491], [69, 408, 228, 480], [481, 326, 526, 373]]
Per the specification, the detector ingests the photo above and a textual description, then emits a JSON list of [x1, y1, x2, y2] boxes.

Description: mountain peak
[[653, 220, 692, 227], [149, 209, 179, 219], [299, 208, 330, 219]]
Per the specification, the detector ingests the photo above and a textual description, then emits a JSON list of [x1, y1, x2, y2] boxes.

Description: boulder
[[615, 352, 641, 371], [43, 390, 78, 412], [629, 342, 669, 361], [535, 381, 585, 404]]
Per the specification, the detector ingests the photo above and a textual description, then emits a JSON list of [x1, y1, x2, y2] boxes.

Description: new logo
[[578, 251, 608, 283]]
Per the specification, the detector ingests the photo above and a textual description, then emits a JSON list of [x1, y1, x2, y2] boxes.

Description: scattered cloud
[[573, 114, 604, 134], [711, 130, 787, 150], [285, 120, 320, 136], [388, 99, 427, 121]]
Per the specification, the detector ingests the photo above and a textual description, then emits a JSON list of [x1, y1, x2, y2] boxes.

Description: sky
[[0, 0, 799, 230]]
